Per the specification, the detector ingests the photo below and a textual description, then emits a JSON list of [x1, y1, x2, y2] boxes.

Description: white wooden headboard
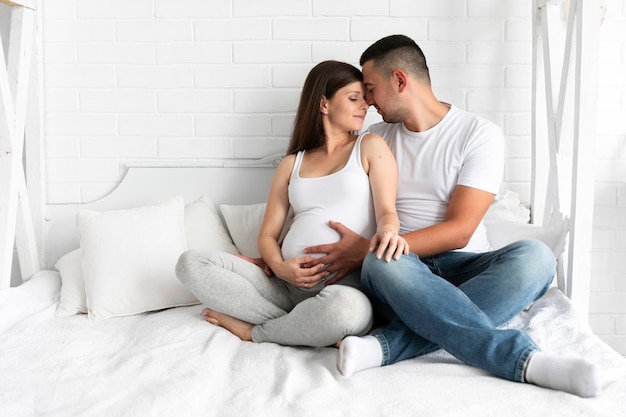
[[43, 155, 283, 269], [41, 152, 572, 304]]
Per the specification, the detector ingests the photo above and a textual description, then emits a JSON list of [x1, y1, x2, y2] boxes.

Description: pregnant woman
[[175, 60, 408, 347]]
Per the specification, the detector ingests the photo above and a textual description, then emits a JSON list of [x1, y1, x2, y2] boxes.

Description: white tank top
[[281, 133, 376, 261]]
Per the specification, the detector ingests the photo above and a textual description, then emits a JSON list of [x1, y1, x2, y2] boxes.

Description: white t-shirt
[[366, 105, 504, 252]]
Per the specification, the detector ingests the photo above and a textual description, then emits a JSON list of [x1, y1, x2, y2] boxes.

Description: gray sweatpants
[[175, 250, 373, 347]]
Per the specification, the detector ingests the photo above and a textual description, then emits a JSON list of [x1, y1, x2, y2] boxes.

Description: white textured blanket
[[1, 271, 625, 417]]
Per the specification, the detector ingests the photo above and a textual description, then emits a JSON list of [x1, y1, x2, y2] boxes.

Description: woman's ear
[[320, 96, 329, 115]]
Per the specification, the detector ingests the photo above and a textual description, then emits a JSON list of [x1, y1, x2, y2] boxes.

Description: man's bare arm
[[401, 185, 495, 258]]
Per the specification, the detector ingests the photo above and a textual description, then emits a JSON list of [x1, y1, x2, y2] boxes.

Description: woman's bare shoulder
[[273, 153, 297, 181], [277, 153, 296, 170], [360, 132, 391, 155], [360, 132, 387, 147]]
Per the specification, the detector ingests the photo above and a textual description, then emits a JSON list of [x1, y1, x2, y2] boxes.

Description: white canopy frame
[[531, 0, 599, 318], [0, 0, 44, 289], [0, 1, 601, 309]]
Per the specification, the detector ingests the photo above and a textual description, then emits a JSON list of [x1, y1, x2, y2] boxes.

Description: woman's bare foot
[[202, 308, 253, 341]]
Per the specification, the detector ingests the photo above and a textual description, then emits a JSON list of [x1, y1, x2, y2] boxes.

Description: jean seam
[[516, 346, 538, 382], [373, 332, 390, 366]]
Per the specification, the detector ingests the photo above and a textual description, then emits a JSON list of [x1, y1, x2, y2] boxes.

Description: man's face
[[362, 60, 407, 124]]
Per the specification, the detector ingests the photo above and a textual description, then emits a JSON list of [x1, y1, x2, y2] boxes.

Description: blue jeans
[[361, 239, 555, 382]]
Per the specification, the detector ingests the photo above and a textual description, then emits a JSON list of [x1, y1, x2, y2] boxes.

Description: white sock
[[524, 352, 602, 397], [337, 335, 383, 377]]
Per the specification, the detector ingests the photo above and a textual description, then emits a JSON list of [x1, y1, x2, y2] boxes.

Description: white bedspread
[[1, 271, 625, 417]]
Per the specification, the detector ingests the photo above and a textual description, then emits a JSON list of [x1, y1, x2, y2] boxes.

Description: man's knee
[[509, 239, 556, 293], [362, 252, 412, 289], [515, 239, 556, 272], [362, 251, 396, 277]]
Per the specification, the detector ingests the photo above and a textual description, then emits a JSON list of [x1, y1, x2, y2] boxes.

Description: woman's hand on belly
[[272, 255, 330, 290]]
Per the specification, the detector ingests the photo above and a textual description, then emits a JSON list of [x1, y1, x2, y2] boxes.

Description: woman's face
[[323, 81, 368, 133]]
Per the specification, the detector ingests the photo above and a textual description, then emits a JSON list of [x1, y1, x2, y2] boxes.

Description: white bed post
[[567, 0, 599, 319], [531, 0, 598, 318], [0, 0, 41, 289]]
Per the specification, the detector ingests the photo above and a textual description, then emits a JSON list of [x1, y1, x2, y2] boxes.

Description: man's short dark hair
[[360, 34, 430, 84]]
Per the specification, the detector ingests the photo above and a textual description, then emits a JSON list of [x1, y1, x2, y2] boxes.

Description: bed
[[1, 155, 625, 417]]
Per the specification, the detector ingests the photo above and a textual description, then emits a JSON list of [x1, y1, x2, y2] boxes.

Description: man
[[305, 34, 601, 397]]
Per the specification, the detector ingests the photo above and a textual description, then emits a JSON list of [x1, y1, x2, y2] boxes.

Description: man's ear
[[392, 69, 408, 93]]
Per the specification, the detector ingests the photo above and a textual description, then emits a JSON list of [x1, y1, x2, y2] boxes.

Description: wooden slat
[[554, 0, 577, 150], [0, 31, 13, 147], [532, 0, 598, 319], [0, 0, 36, 10], [566, 0, 599, 319], [0, 157, 20, 289], [539, 4, 562, 222], [0, 12, 17, 289], [530, 0, 541, 225], [8, 7, 34, 158], [24, 2, 45, 270], [11, 7, 39, 281], [15, 170, 39, 279], [536, 0, 565, 8], [0, 5, 39, 289]]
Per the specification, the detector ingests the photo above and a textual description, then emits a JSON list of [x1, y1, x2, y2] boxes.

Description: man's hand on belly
[[303, 220, 369, 284]]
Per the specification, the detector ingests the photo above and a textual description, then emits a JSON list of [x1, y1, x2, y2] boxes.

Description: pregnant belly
[[280, 218, 341, 261]]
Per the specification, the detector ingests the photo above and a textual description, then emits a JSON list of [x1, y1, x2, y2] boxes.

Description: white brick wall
[[594, 0, 626, 356], [18, 0, 623, 354]]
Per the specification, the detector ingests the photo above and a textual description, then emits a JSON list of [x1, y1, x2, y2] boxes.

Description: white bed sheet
[[1, 270, 625, 417]]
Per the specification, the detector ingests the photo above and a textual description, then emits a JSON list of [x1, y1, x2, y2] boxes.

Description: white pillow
[[485, 212, 569, 257], [77, 196, 197, 320], [220, 203, 267, 258], [220, 203, 292, 258], [185, 195, 238, 254], [484, 190, 531, 223], [55, 195, 239, 318], [483, 189, 568, 257], [54, 248, 87, 317]]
